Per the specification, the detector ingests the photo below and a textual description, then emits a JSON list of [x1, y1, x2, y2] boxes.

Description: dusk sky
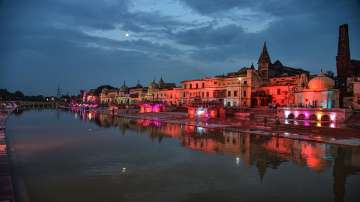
[[1, 0, 360, 96]]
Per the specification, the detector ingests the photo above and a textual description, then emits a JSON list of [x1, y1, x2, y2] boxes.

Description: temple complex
[[81, 24, 359, 111]]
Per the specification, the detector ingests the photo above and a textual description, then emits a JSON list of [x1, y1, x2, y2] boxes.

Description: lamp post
[[238, 77, 242, 108]]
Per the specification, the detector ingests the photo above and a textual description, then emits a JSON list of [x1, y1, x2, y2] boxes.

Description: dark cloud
[[174, 25, 245, 48], [0, 0, 360, 95]]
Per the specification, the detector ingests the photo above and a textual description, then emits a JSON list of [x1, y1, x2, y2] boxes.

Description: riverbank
[[113, 111, 360, 146], [0, 110, 15, 202]]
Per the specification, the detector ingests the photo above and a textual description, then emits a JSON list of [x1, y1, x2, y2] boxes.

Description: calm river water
[[6, 109, 360, 202]]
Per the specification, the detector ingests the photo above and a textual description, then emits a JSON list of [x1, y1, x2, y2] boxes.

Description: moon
[[125, 33, 130, 37]]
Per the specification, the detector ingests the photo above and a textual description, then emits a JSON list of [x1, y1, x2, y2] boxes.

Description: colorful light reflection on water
[[5, 110, 360, 202]]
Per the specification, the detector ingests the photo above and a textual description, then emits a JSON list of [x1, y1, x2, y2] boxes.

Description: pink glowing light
[[284, 110, 290, 118], [330, 113, 336, 121], [196, 107, 209, 118], [304, 112, 309, 118]]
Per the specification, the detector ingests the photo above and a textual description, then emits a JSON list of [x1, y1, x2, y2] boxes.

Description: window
[[202, 83, 205, 88], [277, 89, 281, 95], [243, 81, 247, 85], [190, 84, 192, 89], [184, 84, 187, 89], [228, 91, 231, 97], [234, 91, 238, 97], [196, 83, 198, 88], [206, 92, 209, 97], [202, 92, 204, 97], [243, 90, 246, 97]]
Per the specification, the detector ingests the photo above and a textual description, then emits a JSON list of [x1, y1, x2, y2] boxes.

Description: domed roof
[[308, 73, 335, 90]]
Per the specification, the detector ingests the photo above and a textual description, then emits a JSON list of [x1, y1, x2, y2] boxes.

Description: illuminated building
[[114, 81, 130, 104], [252, 43, 310, 107], [223, 67, 256, 107], [353, 79, 360, 109], [256, 73, 308, 107], [153, 87, 184, 105], [180, 66, 258, 107], [81, 89, 99, 103], [294, 72, 339, 108], [181, 77, 226, 105], [129, 83, 148, 103], [145, 77, 177, 102], [100, 88, 118, 104]]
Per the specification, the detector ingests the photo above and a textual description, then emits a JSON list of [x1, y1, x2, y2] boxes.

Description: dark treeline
[[0, 89, 45, 101], [0, 89, 78, 102]]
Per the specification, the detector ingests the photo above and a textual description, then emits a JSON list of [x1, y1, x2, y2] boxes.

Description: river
[[5, 109, 360, 202]]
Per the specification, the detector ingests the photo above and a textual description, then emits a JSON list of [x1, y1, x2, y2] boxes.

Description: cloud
[[0, 0, 360, 95]]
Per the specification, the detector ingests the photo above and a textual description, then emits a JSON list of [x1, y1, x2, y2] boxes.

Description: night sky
[[1, 0, 360, 96]]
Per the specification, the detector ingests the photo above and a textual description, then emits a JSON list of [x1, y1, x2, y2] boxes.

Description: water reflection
[[72, 110, 360, 202], [8, 109, 360, 202]]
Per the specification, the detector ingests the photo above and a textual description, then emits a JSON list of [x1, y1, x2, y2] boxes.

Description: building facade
[[295, 73, 340, 108]]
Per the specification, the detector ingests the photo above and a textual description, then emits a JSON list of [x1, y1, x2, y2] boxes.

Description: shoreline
[[113, 111, 360, 147], [0, 109, 16, 202]]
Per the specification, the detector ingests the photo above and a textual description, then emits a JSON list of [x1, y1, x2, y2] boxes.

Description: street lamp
[[238, 77, 242, 108]]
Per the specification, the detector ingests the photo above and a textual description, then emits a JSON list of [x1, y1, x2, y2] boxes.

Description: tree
[[14, 91, 24, 99]]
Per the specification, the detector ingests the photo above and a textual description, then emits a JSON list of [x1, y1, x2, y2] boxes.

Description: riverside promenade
[[0, 110, 15, 202], [113, 110, 360, 147]]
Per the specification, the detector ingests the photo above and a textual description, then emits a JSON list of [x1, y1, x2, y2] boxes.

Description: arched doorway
[[309, 114, 317, 121], [288, 113, 295, 119], [321, 115, 330, 122], [297, 114, 306, 120]]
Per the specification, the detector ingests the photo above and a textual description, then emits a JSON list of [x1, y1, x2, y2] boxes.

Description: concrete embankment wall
[[0, 111, 16, 202]]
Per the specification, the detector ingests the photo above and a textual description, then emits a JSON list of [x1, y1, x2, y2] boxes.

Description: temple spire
[[159, 76, 165, 88], [257, 41, 271, 80], [258, 41, 271, 66]]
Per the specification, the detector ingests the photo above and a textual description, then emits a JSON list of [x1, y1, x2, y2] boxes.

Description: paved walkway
[[0, 111, 15, 202]]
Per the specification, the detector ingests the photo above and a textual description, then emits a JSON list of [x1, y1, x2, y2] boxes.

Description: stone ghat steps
[[0, 120, 15, 202]]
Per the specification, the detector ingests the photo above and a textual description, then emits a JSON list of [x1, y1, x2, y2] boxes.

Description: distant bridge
[[16, 101, 59, 108]]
